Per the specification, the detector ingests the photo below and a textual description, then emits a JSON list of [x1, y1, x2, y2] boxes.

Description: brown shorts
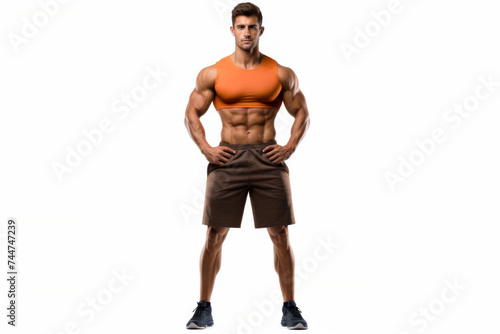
[[202, 139, 296, 229]]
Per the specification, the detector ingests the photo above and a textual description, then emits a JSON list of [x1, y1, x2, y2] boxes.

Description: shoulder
[[196, 55, 232, 88], [196, 64, 217, 90], [276, 63, 299, 92]]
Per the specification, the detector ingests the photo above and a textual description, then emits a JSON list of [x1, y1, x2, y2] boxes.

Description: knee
[[205, 226, 229, 251], [268, 226, 289, 249]]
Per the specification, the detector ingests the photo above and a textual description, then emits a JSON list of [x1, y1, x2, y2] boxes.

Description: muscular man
[[184, 2, 310, 330]]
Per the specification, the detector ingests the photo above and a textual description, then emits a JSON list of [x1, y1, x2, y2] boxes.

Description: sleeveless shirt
[[213, 54, 283, 110]]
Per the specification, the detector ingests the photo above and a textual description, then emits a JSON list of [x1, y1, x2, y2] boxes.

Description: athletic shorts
[[202, 139, 296, 229]]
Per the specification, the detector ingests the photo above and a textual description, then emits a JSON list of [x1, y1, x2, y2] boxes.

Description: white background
[[1, 0, 499, 333]]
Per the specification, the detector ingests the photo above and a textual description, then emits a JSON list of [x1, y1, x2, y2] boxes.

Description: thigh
[[249, 169, 296, 229], [202, 168, 249, 228]]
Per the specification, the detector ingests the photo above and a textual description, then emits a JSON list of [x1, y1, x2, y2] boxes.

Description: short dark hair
[[232, 2, 263, 27]]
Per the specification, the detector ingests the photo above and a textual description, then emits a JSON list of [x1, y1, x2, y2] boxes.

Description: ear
[[230, 26, 235, 36], [259, 26, 265, 36]]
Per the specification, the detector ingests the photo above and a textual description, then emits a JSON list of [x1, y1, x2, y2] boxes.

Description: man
[[184, 2, 310, 330]]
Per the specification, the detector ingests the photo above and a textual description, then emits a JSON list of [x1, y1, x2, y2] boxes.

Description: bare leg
[[200, 226, 230, 302], [267, 225, 295, 302]]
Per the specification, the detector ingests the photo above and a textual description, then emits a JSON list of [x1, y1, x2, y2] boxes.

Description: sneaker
[[281, 300, 308, 330], [186, 300, 214, 329]]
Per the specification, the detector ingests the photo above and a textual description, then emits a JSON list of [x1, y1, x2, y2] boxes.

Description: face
[[230, 15, 264, 51]]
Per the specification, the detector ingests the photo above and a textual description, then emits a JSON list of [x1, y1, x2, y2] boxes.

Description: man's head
[[230, 2, 264, 51], [231, 2, 262, 28]]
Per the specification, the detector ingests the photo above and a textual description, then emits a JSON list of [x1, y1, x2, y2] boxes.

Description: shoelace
[[285, 305, 302, 317], [192, 303, 208, 316]]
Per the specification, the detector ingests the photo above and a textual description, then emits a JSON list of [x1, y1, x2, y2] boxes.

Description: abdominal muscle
[[217, 107, 279, 145]]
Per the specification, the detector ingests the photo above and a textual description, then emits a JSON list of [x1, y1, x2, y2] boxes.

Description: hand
[[202, 145, 236, 165], [262, 144, 294, 164]]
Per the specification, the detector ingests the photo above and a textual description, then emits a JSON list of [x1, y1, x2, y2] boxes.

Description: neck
[[232, 46, 262, 69]]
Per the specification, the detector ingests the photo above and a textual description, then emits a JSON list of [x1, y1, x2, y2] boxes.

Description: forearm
[[184, 113, 211, 154], [285, 109, 310, 152]]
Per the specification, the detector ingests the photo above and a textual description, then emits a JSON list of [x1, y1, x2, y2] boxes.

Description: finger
[[222, 147, 237, 154], [268, 153, 279, 161], [273, 155, 284, 163], [263, 144, 277, 152], [269, 157, 281, 164], [265, 148, 278, 156], [220, 152, 232, 159]]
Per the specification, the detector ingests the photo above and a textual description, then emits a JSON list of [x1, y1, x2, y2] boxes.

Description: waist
[[219, 139, 277, 150]]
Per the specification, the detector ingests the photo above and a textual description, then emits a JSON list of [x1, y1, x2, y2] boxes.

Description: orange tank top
[[213, 54, 283, 110]]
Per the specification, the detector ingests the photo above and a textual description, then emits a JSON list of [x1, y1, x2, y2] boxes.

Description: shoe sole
[[282, 323, 308, 330], [186, 322, 214, 329]]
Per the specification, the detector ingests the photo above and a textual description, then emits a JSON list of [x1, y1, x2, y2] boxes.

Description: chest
[[215, 69, 282, 102]]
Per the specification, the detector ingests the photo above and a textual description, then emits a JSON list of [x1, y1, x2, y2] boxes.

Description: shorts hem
[[202, 222, 242, 228], [254, 221, 296, 229]]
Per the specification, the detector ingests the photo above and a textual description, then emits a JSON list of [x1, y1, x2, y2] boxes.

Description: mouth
[[243, 40, 252, 43]]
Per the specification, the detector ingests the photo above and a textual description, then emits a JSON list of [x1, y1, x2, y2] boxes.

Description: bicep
[[186, 67, 215, 118], [281, 68, 308, 117], [187, 87, 214, 117]]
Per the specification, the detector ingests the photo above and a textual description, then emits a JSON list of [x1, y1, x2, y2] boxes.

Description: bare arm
[[280, 65, 310, 152], [184, 65, 215, 152], [184, 65, 236, 165], [263, 65, 310, 163]]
